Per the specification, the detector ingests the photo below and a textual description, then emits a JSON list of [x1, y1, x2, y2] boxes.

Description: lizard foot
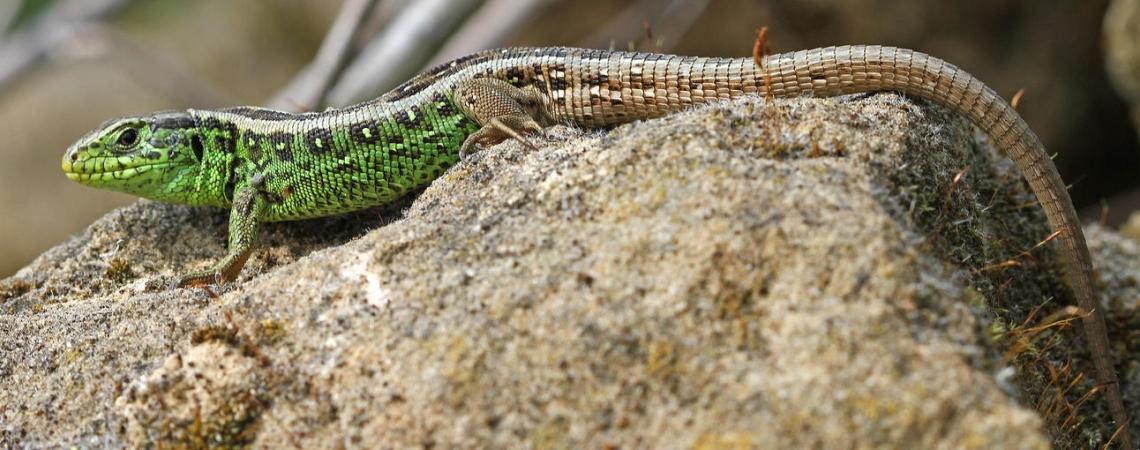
[[175, 186, 262, 289], [176, 258, 246, 288], [459, 117, 543, 161]]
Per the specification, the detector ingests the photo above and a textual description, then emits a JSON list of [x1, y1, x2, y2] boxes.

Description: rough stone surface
[[2, 95, 1136, 448]]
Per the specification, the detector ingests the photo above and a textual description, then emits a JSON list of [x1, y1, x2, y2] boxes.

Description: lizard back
[[61, 46, 1133, 444]]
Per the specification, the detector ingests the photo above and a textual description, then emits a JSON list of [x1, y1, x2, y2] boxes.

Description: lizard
[[61, 45, 1132, 446]]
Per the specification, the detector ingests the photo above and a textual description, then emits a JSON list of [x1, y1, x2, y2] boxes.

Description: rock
[[2, 94, 1134, 448]]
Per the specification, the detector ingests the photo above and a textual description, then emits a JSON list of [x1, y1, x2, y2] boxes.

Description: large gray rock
[[2, 94, 1136, 448]]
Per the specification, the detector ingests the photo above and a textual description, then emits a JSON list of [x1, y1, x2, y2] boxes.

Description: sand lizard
[[61, 45, 1132, 445]]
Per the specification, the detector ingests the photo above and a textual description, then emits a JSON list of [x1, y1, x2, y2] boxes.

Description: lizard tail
[[550, 46, 1127, 442], [759, 45, 1130, 446]]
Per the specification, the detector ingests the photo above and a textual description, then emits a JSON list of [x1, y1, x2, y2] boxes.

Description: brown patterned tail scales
[[755, 45, 1131, 446], [550, 43, 1130, 445]]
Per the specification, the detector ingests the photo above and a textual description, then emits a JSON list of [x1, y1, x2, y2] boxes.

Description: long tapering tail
[[768, 46, 1130, 446], [557, 45, 1130, 445]]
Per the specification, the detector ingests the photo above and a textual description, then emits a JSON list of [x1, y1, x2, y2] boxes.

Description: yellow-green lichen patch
[[693, 432, 752, 450], [257, 320, 287, 343], [0, 277, 32, 302], [103, 257, 135, 283], [117, 341, 268, 448]]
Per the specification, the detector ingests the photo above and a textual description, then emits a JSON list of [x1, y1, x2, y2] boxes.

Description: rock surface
[[2, 95, 1136, 448]]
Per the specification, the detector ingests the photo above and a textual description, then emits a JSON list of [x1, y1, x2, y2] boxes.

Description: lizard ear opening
[[191, 135, 204, 161]]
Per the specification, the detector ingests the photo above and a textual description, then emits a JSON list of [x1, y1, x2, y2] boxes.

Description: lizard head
[[62, 111, 218, 205]]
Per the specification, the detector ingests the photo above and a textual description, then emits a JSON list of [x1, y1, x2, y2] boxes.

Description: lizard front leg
[[178, 185, 266, 288], [453, 78, 549, 160]]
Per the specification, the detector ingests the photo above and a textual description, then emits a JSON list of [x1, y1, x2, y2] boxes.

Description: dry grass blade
[[0, 0, 131, 98], [326, 0, 482, 106], [267, 0, 381, 111], [1010, 88, 1026, 111], [752, 26, 768, 69], [426, 0, 557, 67], [575, 0, 710, 53]]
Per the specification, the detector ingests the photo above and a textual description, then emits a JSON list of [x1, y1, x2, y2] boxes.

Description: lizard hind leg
[[454, 78, 548, 161]]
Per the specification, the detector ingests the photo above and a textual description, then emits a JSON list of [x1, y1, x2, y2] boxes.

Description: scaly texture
[[61, 46, 1130, 446]]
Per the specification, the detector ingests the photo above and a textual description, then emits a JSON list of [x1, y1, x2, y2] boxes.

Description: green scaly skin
[[65, 90, 479, 286], [62, 45, 1134, 444], [64, 102, 478, 220]]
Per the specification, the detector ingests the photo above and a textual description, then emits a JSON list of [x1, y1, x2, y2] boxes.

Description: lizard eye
[[117, 128, 140, 148]]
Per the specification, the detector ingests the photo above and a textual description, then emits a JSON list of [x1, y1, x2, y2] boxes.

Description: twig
[[353, 0, 413, 43], [574, 0, 710, 53], [267, 0, 381, 111], [325, 0, 481, 107], [0, 0, 131, 99], [425, 0, 556, 67]]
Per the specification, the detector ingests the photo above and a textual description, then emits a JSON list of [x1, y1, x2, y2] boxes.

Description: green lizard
[[62, 46, 1131, 445]]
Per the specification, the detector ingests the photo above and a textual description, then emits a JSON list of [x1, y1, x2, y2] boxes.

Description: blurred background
[[1, 0, 1138, 277]]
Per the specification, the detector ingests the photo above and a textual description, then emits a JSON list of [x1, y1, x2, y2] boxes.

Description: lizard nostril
[[70, 152, 79, 161]]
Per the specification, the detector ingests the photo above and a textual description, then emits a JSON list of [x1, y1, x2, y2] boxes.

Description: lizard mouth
[[62, 159, 176, 183]]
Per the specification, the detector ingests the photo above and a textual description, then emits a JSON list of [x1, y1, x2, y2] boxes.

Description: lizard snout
[[62, 144, 81, 175]]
